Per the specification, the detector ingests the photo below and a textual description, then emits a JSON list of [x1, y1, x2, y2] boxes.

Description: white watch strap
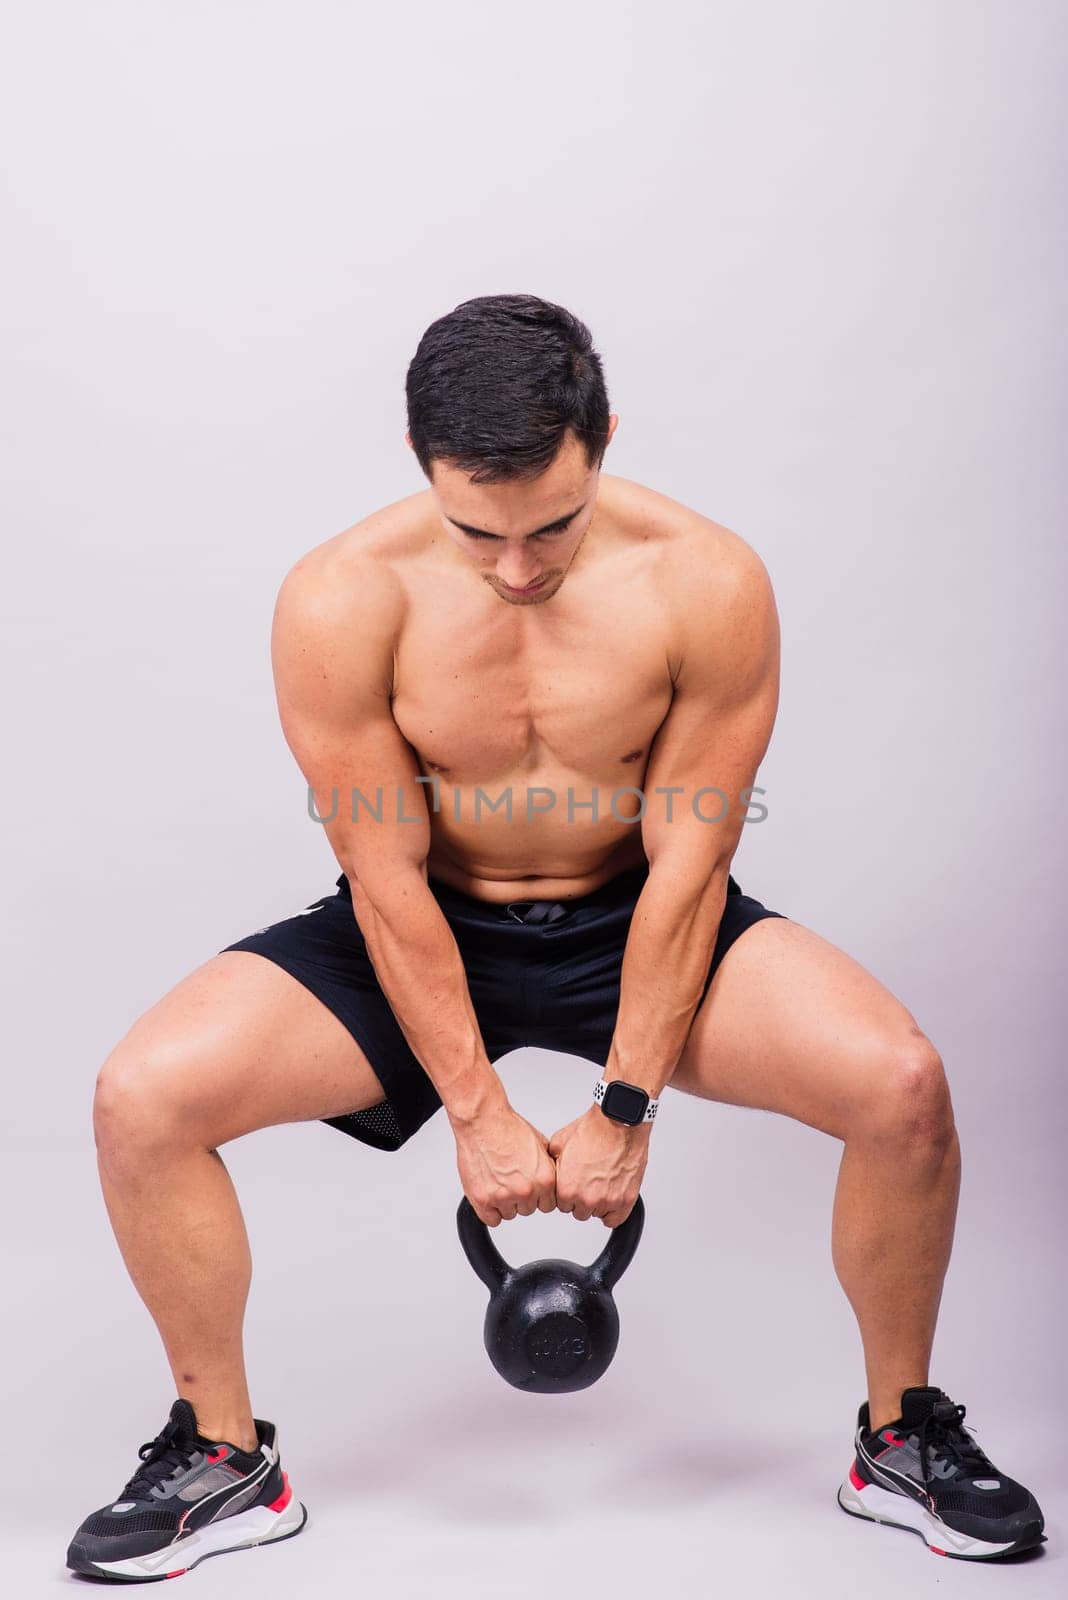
[[592, 1077, 659, 1123]]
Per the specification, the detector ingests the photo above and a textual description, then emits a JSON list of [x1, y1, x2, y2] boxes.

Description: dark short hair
[[405, 293, 611, 484]]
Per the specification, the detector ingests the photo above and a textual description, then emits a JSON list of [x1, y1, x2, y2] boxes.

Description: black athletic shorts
[[219, 861, 787, 1153]]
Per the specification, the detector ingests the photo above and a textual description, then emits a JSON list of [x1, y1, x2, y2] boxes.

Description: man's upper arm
[[271, 553, 430, 889], [641, 536, 780, 875]]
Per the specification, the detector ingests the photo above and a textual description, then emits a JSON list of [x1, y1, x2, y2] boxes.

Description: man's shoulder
[[289, 491, 430, 577], [606, 477, 770, 638], [277, 492, 434, 627], [604, 478, 775, 690], [605, 474, 766, 584], [671, 516, 771, 623]]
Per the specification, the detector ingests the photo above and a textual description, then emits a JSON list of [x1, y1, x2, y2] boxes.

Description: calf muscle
[[92, 950, 386, 1443]]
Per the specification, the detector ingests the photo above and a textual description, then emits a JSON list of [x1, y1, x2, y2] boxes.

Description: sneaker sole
[[837, 1472, 1044, 1560], [66, 1481, 308, 1582]]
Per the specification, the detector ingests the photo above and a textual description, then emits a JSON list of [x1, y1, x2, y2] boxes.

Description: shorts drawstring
[[504, 900, 570, 925]]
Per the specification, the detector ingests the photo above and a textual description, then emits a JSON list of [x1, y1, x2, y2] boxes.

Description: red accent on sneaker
[[930, 1548, 947, 1557], [164, 1570, 187, 1578], [881, 1430, 904, 1445], [206, 1448, 227, 1463], [849, 1464, 866, 1490], [268, 1472, 292, 1513]]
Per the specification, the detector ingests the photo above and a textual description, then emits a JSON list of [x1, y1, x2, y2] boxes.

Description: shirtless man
[[67, 295, 1044, 1579]]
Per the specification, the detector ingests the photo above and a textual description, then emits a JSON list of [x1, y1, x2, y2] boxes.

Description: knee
[[93, 1043, 201, 1174], [864, 1034, 956, 1152]]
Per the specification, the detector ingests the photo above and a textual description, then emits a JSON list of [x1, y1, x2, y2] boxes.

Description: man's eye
[[465, 526, 567, 542]]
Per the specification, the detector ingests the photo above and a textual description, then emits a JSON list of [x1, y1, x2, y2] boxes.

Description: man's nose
[[497, 554, 540, 587]]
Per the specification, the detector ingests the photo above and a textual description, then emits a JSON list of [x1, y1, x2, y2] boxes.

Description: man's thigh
[[670, 917, 944, 1140], [98, 951, 389, 1146]]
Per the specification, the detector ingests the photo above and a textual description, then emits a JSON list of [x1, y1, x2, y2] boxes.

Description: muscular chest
[[391, 589, 674, 785]]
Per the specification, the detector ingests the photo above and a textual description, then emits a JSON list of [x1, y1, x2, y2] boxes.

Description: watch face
[[602, 1081, 648, 1125]]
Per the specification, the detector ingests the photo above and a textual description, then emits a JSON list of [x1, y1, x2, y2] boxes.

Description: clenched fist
[[453, 1100, 558, 1227], [549, 1105, 649, 1228]]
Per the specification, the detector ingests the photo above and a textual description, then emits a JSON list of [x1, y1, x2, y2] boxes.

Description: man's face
[[413, 420, 618, 607]]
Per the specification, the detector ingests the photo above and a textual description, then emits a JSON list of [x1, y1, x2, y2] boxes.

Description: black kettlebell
[[456, 1195, 645, 1393]]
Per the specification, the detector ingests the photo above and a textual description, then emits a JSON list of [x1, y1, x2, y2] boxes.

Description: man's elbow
[[341, 852, 429, 908], [643, 804, 737, 876], [333, 821, 431, 910], [643, 834, 734, 894]]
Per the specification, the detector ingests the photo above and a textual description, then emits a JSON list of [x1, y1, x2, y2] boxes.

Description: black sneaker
[[837, 1385, 1045, 1560], [66, 1398, 307, 1581]]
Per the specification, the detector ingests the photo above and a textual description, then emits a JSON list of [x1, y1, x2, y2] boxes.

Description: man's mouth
[[502, 576, 548, 595]]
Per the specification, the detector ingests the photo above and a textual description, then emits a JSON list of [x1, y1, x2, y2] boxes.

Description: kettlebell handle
[[455, 1194, 645, 1291], [590, 1193, 645, 1288], [456, 1197, 511, 1289]]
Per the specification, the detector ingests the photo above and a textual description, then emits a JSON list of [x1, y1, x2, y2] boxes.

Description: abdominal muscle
[[424, 791, 651, 903]]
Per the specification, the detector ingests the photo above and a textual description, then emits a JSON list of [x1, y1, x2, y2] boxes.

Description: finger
[[548, 1121, 574, 1156], [481, 1206, 503, 1228], [498, 1201, 518, 1222], [537, 1191, 556, 1214], [571, 1204, 592, 1223], [516, 1196, 538, 1218]]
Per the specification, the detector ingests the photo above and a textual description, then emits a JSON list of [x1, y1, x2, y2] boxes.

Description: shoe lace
[[915, 1400, 994, 1503], [120, 1418, 201, 1500]]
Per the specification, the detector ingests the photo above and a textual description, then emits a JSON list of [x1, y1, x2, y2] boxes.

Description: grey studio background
[[1, 1, 1064, 1595]]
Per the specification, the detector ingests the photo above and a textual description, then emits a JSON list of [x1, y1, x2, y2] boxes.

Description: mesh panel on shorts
[[937, 1482, 1031, 1518], [82, 1507, 180, 1537], [340, 1100, 403, 1145]]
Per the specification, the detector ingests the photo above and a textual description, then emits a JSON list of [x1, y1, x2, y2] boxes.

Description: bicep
[[642, 550, 780, 872], [271, 560, 431, 888]]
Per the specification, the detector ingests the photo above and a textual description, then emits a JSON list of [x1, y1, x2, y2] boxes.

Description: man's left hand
[[548, 1105, 650, 1228]]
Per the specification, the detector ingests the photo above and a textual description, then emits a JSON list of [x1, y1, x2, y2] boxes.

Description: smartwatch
[[592, 1076, 659, 1126]]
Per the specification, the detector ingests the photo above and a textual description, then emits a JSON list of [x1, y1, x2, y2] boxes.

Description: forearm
[[344, 866, 505, 1125], [604, 861, 730, 1096]]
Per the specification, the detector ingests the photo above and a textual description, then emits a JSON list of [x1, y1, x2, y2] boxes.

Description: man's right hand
[[452, 1098, 558, 1227]]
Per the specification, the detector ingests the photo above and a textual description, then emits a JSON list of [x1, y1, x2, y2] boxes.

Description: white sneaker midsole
[[93, 1492, 307, 1578], [838, 1473, 1016, 1558]]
